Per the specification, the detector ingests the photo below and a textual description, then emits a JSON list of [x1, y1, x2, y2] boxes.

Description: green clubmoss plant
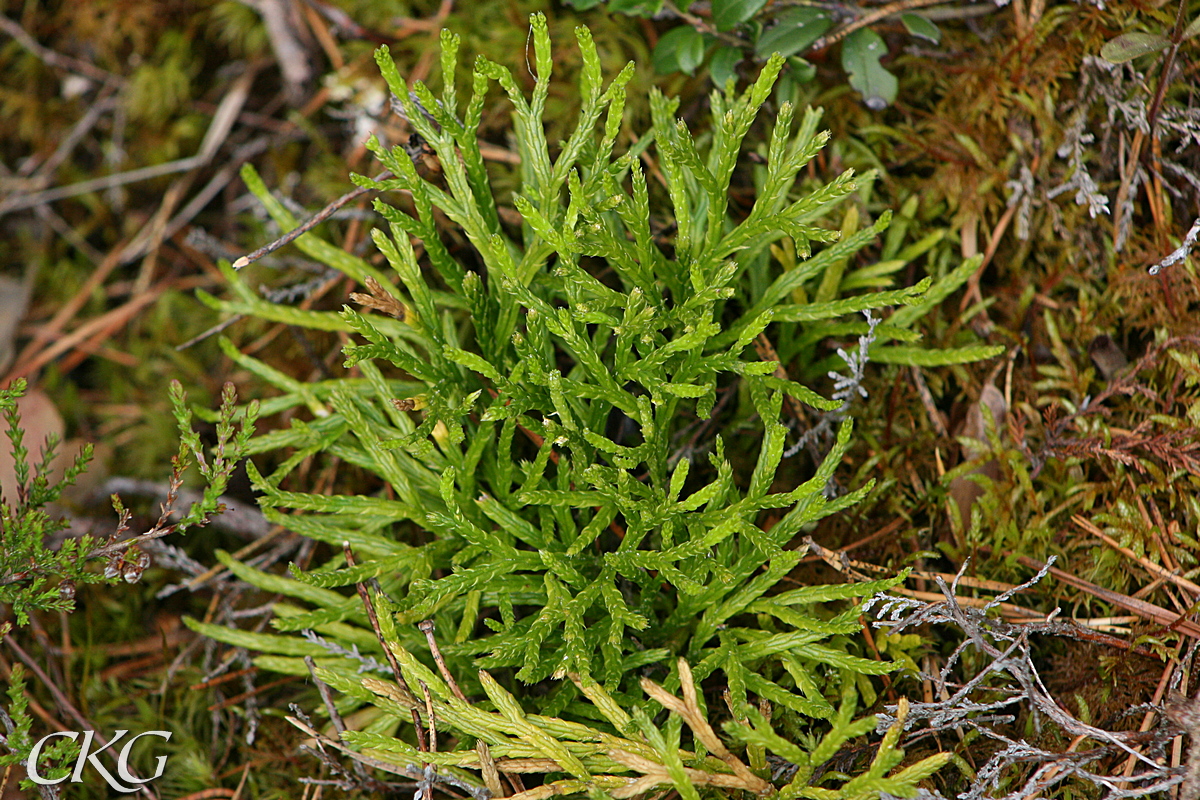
[[187, 14, 1000, 797]]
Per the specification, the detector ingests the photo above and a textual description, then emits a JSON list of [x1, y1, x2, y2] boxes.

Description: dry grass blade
[[604, 749, 763, 792], [120, 66, 260, 271], [1013, 554, 1200, 639], [4, 279, 169, 384], [640, 661, 772, 795], [1076, 515, 1200, 598]]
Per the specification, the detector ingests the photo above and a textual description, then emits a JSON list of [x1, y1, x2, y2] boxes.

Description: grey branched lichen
[[301, 629, 392, 676], [1048, 114, 1111, 220], [1043, 55, 1200, 252], [786, 309, 881, 468], [1150, 216, 1200, 275], [868, 561, 1189, 800]]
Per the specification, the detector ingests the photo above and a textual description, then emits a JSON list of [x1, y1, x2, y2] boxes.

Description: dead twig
[[343, 543, 418, 707], [1077, 515, 1200, 599], [230, 171, 391, 270], [1011, 553, 1200, 640], [0, 15, 121, 84], [420, 620, 505, 797]]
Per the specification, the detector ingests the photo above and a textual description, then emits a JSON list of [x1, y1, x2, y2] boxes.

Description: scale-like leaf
[[189, 19, 1010, 799]]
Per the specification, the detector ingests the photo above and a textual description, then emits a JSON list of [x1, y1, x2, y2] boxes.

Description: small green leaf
[[1184, 14, 1200, 40], [899, 13, 941, 43], [710, 45, 743, 89], [841, 28, 897, 109], [754, 7, 832, 59], [608, 0, 665, 15], [713, 0, 769, 31], [1100, 31, 1170, 63], [786, 56, 817, 84], [653, 26, 708, 75]]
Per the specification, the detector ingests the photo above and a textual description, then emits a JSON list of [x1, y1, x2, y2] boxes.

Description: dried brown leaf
[[351, 277, 407, 320]]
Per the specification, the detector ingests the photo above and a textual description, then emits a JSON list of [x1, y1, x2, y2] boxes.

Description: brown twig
[[1077, 515, 1200, 599], [1012, 553, 1200, 640], [809, 0, 977, 51], [796, 517, 903, 564], [230, 171, 392, 270], [206, 676, 298, 711], [304, 655, 375, 785], [190, 666, 258, 691], [0, 15, 121, 84], [343, 543, 418, 706], [419, 619, 506, 797], [658, 0, 745, 48], [418, 620, 468, 703]]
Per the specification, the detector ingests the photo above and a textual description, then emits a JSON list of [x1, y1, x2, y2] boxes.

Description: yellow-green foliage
[[187, 15, 1004, 798]]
